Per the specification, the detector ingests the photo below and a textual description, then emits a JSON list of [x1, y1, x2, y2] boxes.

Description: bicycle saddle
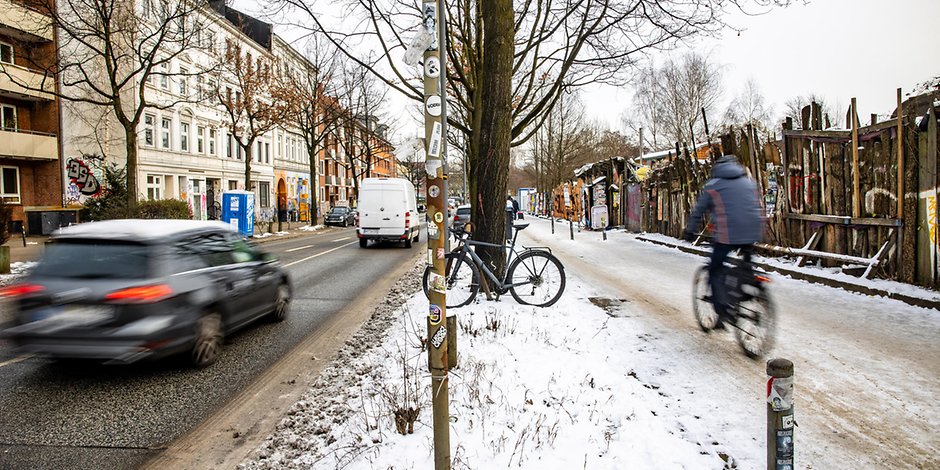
[[512, 223, 530, 230]]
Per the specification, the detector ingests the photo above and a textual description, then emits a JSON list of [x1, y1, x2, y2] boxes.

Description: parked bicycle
[[422, 223, 566, 308], [691, 246, 776, 358]]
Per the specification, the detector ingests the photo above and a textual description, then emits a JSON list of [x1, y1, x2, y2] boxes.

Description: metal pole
[[422, 1, 451, 468], [767, 358, 794, 470]]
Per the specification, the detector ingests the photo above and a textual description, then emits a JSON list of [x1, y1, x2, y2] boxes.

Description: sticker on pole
[[781, 414, 794, 429], [767, 376, 794, 411], [425, 95, 442, 117], [428, 272, 446, 293], [429, 304, 442, 325], [436, 248, 445, 259], [430, 325, 447, 349], [428, 185, 440, 198], [428, 249, 434, 264], [428, 121, 442, 157], [425, 159, 442, 177], [434, 211, 444, 223], [424, 56, 440, 78]]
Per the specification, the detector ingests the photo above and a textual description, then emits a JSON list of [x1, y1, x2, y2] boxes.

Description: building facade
[[0, 0, 62, 231]]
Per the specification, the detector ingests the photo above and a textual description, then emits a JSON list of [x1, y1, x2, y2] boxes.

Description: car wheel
[[191, 311, 223, 368], [271, 282, 290, 322]]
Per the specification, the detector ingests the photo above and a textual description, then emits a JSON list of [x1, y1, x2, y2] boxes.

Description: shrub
[[83, 163, 130, 221], [136, 199, 193, 219]]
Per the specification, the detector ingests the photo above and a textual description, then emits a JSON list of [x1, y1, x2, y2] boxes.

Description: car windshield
[[457, 208, 471, 215], [330, 208, 348, 214], [32, 240, 153, 279]]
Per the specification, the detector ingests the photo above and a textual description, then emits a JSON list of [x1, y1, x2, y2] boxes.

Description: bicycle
[[691, 246, 776, 358], [422, 222, 566, 308]]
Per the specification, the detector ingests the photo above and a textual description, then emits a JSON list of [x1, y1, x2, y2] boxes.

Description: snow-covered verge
[[0, 262, 36, 287], [240, 265, 752, 469]]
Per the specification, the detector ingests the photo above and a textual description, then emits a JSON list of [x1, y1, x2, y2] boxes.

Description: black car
[[324, 206, 357, 227], [0, 220, 291, 367]]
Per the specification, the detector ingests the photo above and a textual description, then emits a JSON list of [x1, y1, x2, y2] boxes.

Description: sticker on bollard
[[429, 304, 442, 325], [767, 376, 793, 411], [430, 325, 447, 349], [776, 427, 793, 469]]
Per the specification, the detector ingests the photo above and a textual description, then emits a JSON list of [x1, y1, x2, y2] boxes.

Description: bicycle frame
[[448, 226, 536, 291]]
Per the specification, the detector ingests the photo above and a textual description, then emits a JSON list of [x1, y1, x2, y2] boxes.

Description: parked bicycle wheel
[[734, 285, 775, 358], [692, 266, 718, 331], [507, 251, 566, 307], [422, 252, 480, 308]]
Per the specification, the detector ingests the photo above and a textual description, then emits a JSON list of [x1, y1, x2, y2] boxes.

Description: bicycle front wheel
[[734, 284, 775, 358], [422, 252, 480, 309], [507, 251, 566, 307], [692, 266, 718, 331]]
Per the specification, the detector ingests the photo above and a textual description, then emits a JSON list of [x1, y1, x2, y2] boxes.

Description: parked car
[[324, 206, 357, 227], [0, 220, 291, 368], [453, 204, 472, 233], [357, 177, 420, 248]]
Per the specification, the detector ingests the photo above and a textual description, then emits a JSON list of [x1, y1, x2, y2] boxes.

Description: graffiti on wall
[[65, 157, 104, 205]]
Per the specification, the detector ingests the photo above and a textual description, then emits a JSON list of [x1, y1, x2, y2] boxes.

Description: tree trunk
[[242, 139, 254, 191], [308, 145, 319, 225], [124, 125, 139, 215], [474, 0, 514, 272]]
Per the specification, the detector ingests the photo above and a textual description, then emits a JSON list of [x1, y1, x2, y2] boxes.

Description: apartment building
[[0, 0, 62, 228]]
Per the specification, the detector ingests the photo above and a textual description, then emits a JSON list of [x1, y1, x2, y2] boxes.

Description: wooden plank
[[782, 129, 851, 139], [851, 98, 861, 218], [785, 213, 902, 227], [897, 88, 904, 217], [929, 105, 939, 286], [916, 129, 935, 284]]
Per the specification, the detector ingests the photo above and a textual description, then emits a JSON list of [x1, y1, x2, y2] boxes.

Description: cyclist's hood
[[712, 155, 747, 180]]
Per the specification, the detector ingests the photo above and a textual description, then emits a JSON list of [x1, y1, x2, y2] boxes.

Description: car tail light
[[404, 211, 410, 229], [755, 275, 771, 284], [0, 283, 45, 298], [105, 284, 173, 303]]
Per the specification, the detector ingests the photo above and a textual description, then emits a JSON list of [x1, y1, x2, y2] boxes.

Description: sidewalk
[[1, 222, 332, 264]]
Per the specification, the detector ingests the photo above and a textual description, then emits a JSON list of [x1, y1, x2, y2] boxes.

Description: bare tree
[[285, 35, 344, 225], [622, 64, 665, 150], [332, 59, 388, 201], [783, 93, 835, 129], [214, 39, 295, 191], [724, 77, 774, 132], [657, 51, 724, 146], [3, 0, 214, 211]]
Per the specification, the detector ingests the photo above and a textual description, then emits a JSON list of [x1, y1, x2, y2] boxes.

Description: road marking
[[285, 244, 314, 253], [332, 237, 350, 242], [284, 241, 358, 268], [0, 354, 33, 368]]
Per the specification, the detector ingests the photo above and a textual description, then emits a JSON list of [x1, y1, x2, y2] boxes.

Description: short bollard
[[767, 358, 794, 470]]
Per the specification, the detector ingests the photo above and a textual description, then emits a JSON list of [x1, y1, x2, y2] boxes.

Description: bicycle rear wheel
[[507, 251, 566, 307], [422, 252, 480, 308], [734, 285, 775, 358], [692, 266, 718, 331]]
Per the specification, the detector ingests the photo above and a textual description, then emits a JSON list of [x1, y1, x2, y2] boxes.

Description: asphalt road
[[0, 226, 425, 470]]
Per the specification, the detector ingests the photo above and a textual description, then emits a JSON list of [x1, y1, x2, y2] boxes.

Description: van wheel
[[359, 238, 368, 248], [405, 235, 413, 248]]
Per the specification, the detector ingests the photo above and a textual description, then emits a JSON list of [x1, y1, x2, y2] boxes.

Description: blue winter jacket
[[687, 155, 764, 245]]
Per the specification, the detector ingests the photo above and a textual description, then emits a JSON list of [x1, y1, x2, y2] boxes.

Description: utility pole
[[419, 0, 451, 468]]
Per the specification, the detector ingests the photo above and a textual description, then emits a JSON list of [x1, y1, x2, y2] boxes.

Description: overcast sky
[[586, 0, 940, 132]]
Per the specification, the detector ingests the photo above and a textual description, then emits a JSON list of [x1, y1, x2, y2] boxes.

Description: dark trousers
[[709, 243, 752, 317]]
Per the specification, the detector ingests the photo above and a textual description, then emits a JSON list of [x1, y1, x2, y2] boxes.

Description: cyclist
[[684, 154, 764, 328]]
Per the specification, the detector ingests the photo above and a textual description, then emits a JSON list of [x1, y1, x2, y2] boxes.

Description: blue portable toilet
[[221, 190, 255, 237]]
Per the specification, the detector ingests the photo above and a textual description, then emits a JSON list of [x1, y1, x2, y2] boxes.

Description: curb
[[636, 235, 940, 312]]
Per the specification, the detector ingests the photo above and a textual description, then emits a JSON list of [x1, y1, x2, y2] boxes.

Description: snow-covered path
[[522, 217, 940, 468], [241, 218, 939, 469]]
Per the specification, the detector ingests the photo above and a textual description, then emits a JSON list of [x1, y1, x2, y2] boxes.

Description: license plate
[[34, 305, 113, 326], [363, 229, 379, 235]]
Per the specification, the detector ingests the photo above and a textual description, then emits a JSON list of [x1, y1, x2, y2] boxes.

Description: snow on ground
[[300, 225, 328, 232], [0, 262, 37, 287]]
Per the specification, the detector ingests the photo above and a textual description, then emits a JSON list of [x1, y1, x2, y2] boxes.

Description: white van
[[356, 178, 421, 248]]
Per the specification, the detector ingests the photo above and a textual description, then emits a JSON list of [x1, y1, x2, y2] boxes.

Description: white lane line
[[332, 237, 350, 242], [285, 244, 314, 253], [284, 241, 358, 268], [0, 354, 33, 368]]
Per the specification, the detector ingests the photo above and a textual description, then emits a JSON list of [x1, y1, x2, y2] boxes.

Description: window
[[0, 166, 19, 203], [207, 31, 216, 54], [161, 117, 171, 148], [178, 67, 188, 96], [228, 180, 238, 190], [278, 135, 283, 158], [196, 125, 205, 153], [258, 182, 270, 207], [319, 160, 324, 175], [180, 122, 190, 151], [0, 105, 16, 132], [226, 132, 232, 158], [265, 143, 270, 164], [159, 62, 169, 89], [143, 113, 155, 146], [146, 174, 162, 200], [142, 0, 152, 19], [0, 43, 13, 64], [209, 128, 216, 155]]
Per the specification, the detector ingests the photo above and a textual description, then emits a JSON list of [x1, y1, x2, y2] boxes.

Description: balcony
[[0, 64, 55, 101], [0, 129, 57, 160], [0, 0, 54, 42]]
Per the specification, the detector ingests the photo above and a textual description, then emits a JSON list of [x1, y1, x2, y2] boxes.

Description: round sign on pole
[[425, 57, 441, 78], [425, 95, 442, 117]]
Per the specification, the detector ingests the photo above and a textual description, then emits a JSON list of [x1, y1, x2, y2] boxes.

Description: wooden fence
[[640, 94, 940, 287]]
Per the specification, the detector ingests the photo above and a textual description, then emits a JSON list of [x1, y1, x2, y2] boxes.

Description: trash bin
[[221, 190, 255, 237]]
